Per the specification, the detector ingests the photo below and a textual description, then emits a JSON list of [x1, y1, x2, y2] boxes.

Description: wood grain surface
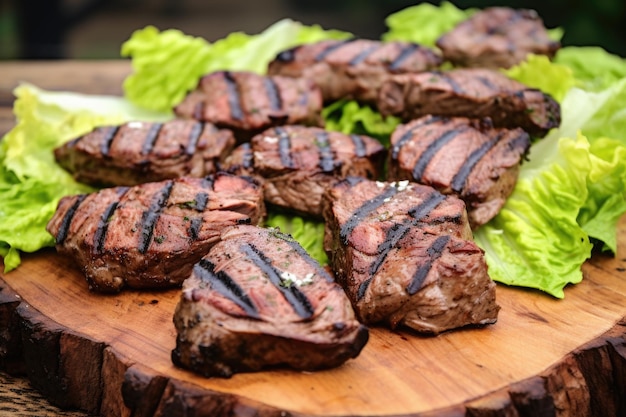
[[1, 61, 626, 417]]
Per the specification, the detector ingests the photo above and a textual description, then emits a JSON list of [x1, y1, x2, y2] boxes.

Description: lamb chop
[[54, 119, 236, 187], [174, 71, 324, 141], [222, 125, 386, 217], [436, 7, 560, 69], [267, 38, 443, 104], [322, 177, 500, 334], [172, 224, 369, 377], [46, 173, 265, 292], [377, 67, 560, 137], [387, 115, 530, 228]]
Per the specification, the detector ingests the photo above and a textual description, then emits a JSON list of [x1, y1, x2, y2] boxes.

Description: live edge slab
[[1, 61, 626, 417]]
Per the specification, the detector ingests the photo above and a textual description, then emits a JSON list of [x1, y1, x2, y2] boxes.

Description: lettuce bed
[[1, 3, 625, 299]]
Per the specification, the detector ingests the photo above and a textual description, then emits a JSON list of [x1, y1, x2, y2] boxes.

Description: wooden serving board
[[1, 61, 625, 416], [0, 215, 625, 417]]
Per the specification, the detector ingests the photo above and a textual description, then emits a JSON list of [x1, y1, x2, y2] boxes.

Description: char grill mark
[[407, 191, 448, 219], [93, 202, 119, 254], [193, 191, 209, 211], [438, 72, 464, 94], [237, 142, 254, 169], [241, 243, 314, 319], [193, 102, 204, 120], [275, 46, 297, 62], [194, 258, 260, 319], [100, 126, 119, 156], [188, 217, 202, 240], [263, 77, 283, 111], [185, 122, 204, 155], [275, 127, 294, 169], [350, 134, 367, 158], [389, 44, 419, 70], [223, 71, 244, 122], [412, 127, 469, 181], [315, 38, 355, 62], [348, 43, 380, 66], [55, 195, 87, 245], [406, 235, 450, 295], [450, 132, 504, 193], [476, 75, 498, 92], [359, 191, 447, 298], [138, 181, 174, 254], [188, 186, 211, 239], [140, 123, 163, 155], [315, 131, 335, 172], [358, 220, 413, 299], [339, 185, 398, 244], [391, 116, 442, 159]]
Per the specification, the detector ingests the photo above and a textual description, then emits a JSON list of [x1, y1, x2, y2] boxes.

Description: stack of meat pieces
[[48, 6, 562, 378]]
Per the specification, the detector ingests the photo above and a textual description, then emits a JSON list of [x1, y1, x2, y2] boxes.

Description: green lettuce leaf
[[474, 79, 626, 297], [504, 54, 576, 103], [578, 137, 626, 252], [322, 100, 401, 146], [121, 19, 350, 112], [0, 84, 171, 272], [121, 25, 212, 114], [473, 134, 594, 298], [555, 46, 626, 91], [265, 212, 328, 265], [382, 1, 472, 47]]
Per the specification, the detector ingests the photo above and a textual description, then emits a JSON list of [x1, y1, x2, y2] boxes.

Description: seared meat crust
[[223, 125, 386, 217], [46, 173, 265, 292], [268, 38, 443, 104], [172, 224, 368, 377], [174, 71, 323, 141], [378, 67, 560, 137], [436, 7, 560, 69], [387, 116, 530, 228], [322, 177, 499, 334], [54, 119, 236, 187]]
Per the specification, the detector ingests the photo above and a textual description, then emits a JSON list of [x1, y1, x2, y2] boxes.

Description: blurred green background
[[0, 0, 624, 60]]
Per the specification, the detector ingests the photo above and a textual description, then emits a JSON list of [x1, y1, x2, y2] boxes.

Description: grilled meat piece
[[172, 224, 369, 377], [377, 67, 560, 137], [322, 177, 499, 334], [387, 116, 530, 228], [222, 125, 386, 217], [46, 173, 265, 292], [436, 7, 560, 69], [54, 119, 236, 187], [268, 38, 443, 104], [174, 71, 324, 141]]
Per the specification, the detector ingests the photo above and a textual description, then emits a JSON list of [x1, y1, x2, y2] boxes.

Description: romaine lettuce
[[382, 1, 473, 47], [2, 4, 625, 300], [0, 84, 171, 271], [121, 19, 350, 112], [322, 100, 400, 146]]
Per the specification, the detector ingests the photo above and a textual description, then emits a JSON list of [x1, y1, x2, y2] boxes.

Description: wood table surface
[[1, 60, 626, 417]]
